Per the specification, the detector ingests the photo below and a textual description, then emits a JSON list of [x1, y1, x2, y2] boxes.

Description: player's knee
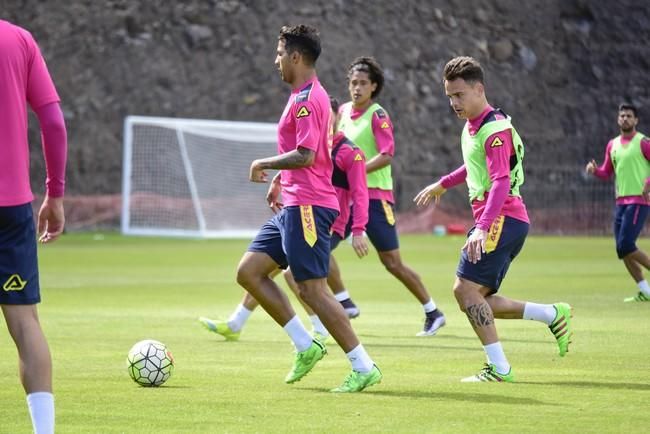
[[617, 241, 637, 259], [380, 255, 402, 275], [236, 265, 256, 288], [453, 285, 471, 311]]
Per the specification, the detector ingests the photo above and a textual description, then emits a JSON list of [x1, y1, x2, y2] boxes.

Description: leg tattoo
[[466, 302, 495, 328]]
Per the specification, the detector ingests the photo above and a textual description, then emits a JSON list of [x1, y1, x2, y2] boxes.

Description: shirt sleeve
[[641, 138, 650, 161], [34, 102, 67, 198], [440, 165, 467, 189], [25, 31, 60, 110], [339, 147, 369, 236], [293, 100, 320, 152], [593, 141, 615, 179], [476, 130, 513, 230], [371, 109, 395, 156]]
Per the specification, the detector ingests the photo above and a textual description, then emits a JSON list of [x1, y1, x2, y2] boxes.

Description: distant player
[[585, 103, 650, 302], [1, 20, 68, 433], [333, 56, 446, 336], [200, 96, 370, 343], [414, 56, 572, 382], [233, 25, 380, 392]]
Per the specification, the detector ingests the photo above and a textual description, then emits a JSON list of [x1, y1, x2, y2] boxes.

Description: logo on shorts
[[300, 205, 318, 248], [3, 274, 27, 291]]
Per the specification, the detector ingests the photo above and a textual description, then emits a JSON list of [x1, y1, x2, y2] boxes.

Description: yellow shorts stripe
[[300, 205, 318, 247], [485, 215, 505, 254], [381, 200, 396, 226]]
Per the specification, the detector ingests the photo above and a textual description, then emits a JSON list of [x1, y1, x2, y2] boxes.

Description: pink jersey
[[593, 134, 650, 205], [330, 132, 369, 237], [441, 105, 529, 230], [277, 76, 339, 211], [347, 105, 395, 203], [0, 21, 64, 206]]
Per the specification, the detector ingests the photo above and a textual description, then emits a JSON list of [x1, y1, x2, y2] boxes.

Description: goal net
[[122, 116, 278, 238]]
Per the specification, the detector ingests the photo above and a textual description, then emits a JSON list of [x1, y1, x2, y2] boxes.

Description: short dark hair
[[278, 25, 321, 65], [443, 56, 484, 84], [347, 56, 385, 99], [619, 102, 638, 118], [329, 96, 340, 114]]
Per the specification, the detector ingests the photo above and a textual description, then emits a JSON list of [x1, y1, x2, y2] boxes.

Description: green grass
[[1, 234, 649, 433]]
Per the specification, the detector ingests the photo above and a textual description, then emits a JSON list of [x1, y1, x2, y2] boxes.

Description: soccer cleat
[[198, 317, 240, 342], [313, 331, 330, 345], [416, 309, 446, 336], [340, 298, 360, 319], [549, 303, 572, 357], [330, 365, 382, 393], [285, 340, 327, 384], [624, 292, 650, 302], [460, 363, 514, 383]]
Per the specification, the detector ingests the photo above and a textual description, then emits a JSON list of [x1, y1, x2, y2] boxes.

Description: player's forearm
[[476, 176, 509, 231], [35, 102, 67, 198], [257, 148, 315, 170], [366, 153, 392, 174], [440, 165, 467, 189]]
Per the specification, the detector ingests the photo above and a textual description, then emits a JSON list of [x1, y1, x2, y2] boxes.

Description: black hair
[[347, 56, 385, 99], [278, 25, 321, 65], [619, 102, 638, 118], [443, 56, 484, 84]]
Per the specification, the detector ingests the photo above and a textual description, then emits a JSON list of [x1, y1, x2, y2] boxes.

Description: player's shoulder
[[372, 104, 390, 120], [0, 20, 34, 46]]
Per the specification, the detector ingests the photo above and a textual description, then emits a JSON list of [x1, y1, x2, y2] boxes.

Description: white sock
[[282, 316, 313, 352], [523, 302, 556, 325], [334, 290, 350, 302], [346, 344, 374, 373], [422, 299, 436, 313], [227, 303, 253, 332], [637, 280, 650, 296], [26, 392, 54, 434], [483, 342, 510, 375], [309, 315, 328, 336]]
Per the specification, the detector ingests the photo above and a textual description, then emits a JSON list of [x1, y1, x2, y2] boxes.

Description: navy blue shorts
[[329, 199, 399, 252], [0, 203, 40, 305], [248, 205, 338, 282], [614, 204, 649, 259], [457, 216, 529, 294]]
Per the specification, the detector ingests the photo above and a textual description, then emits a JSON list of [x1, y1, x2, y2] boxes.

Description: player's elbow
[[298, 148, 315, 167]]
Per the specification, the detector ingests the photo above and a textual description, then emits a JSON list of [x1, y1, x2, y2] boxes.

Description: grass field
[[1, 233, 649, 433]]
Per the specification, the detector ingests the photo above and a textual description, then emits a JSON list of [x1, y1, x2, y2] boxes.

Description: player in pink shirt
[[332, 57, 446, 335], [586, 103, 650, 302], [232, 25, 380, 393], [415, 57, 572, 383], [1, 20, 67, 434]]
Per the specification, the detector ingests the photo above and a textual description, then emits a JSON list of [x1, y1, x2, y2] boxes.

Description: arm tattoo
[[465, 302, 494, 328], [259, 148, 314, 170]]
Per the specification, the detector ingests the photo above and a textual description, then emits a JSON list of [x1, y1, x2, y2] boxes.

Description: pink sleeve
[[642, 138, 650, 161], [294, 100, 320, 152], [476, 130, 513, 230], [340, 147, 369, 235], [440, 165, 467, 189], [593, 141, 615, 179], [25, 32, 60, 109], [371, 110, 395, 156], [34, 102, 67, 198]]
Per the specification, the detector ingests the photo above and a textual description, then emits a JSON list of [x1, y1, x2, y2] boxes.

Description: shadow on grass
[[367, 342, 482, 352], [358, 333, 549, 345], [303, 387, 555, 406], [517, 381, 650, 391]]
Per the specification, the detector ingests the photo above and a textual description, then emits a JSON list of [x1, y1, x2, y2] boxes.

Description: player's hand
[[414, 181, 446, 207], [462, 228, 487, 264], [266, 178, 283, 213], [585, 159, 597, 175], [37, 196, 65, 243], [249, 160, 268, 183], [643, 181, 650, 203], [351, 234, 369, 258]]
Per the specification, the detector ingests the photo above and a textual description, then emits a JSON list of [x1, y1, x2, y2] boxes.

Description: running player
[[1, 20, 68, 433], [414, 56, 572, 382], [334, 56, 445, 336], [234, 25, 380, 392], [200, 97, 369, 344], [585, 103, 650, 302]]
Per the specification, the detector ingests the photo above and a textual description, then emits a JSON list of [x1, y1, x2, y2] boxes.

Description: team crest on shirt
[[296, 106, 311, 118], [380, 121, 390, 129], [354, 154, 363, 161], [3, 274, 27, 291], [490, 136, 504, 148]]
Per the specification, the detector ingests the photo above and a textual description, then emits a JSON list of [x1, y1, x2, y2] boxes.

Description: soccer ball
[[126, 339, 174, 387]]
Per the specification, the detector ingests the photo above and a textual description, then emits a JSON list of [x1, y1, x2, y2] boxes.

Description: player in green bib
[[332, 56, 446, 336], [415, 56, 572, 382], [586, 103, 650, 302]]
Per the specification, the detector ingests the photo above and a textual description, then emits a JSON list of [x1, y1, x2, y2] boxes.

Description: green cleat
[[313, 331, 330, 346], [461, 363, 514, 383], [285, 340, 327, 384], [549, 303, 572, 357], [624, 292, 650, 302], [198, 317, 240, 342], [330, 365, 382, 393]]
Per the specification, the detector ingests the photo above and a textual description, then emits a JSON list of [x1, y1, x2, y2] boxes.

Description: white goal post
[[121, 116, 278, 238]]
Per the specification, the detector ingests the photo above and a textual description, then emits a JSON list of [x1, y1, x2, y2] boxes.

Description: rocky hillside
[[5, 0, 650, 218]]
